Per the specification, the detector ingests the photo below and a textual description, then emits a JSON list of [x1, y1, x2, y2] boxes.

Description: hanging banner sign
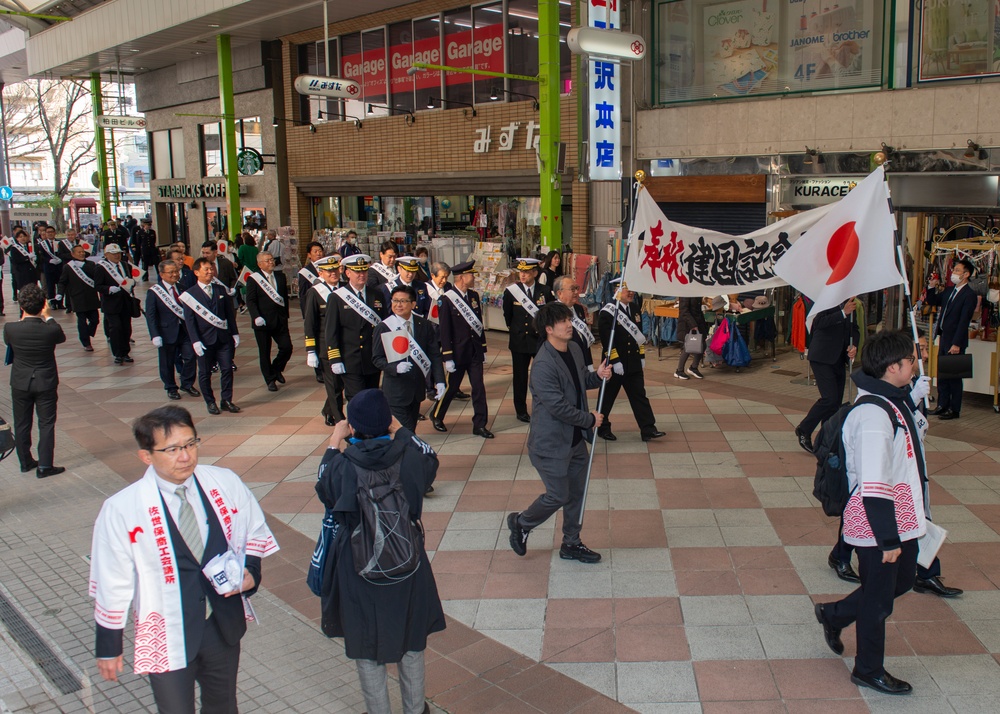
[[293, 75, 363, 100], [96, 115, 146, 130], [588, 0, 621, 180]]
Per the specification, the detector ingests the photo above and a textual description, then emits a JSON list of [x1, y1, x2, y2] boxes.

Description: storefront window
[[507, 0, 539, 101], [655, 0, 884, 103], [387, 22, 414, 114], [201, 123, 223, 177], [299, 40, 339, 122], [339, 33, 365, 119], [169, 129, 185, 179], [412, 16, 443, 112], [443, 8, 475, 106], [919, 0, 999, 82], [472, 3, 505, 105]]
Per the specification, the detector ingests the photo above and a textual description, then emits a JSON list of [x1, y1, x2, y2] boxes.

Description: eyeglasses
[[391, 299, 414, 305], [559, 285, 580, 292], [900, 355, 916, 365], [151, 438, 201, 456]]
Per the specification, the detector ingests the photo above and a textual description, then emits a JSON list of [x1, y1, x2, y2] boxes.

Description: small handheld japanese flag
[[131, 267, 141, 279], [237, 266, 253, 285], [217, 240, 228, 254], [81, 241, 92, 252], [0, 236, 9, 249], [380, 330, 410, 363], [773, 166, 902, 330]]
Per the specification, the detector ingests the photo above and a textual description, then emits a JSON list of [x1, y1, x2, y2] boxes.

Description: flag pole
[[579, 170, 644, 523]]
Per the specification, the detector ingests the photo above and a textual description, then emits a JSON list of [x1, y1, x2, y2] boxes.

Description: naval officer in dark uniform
[[325, 254, 386, 401], [502, 257, 554, 423], [303, 255, 346, 425], [379, 255, 431, 318]]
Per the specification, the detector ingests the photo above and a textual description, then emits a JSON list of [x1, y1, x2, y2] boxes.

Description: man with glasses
[[90, 406, 278, 713], [373, 284, 445, 431], [146, 260, 199, 401], [304, 255, 346, 425], [244, 252, 292, 392], [553, 275, 596, 371]]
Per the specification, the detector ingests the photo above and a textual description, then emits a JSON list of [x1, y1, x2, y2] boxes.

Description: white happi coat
[[89, 464, 279, 673]]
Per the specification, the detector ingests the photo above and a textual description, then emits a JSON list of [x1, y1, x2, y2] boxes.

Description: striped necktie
[[175, 485, 211, 618]]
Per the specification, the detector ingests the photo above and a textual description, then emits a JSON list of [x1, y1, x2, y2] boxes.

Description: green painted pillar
[[538, 0, 562, 250], [89, 73, 111, 222], [217, 34, 240, 240]]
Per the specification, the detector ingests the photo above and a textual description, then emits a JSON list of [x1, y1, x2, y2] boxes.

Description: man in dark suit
[[200, 241, 238, 297], [56, 244, 101, 351], [366, 240, 397, 290], [372, 284, 445, 431], [303, 255, 346, 425], [325, 254, 386, 401], [92, 406, 278, 713], [926, 258, 978, 420], [245, 252, 292, 391], [94, 244, 136, 365], [136, 218, 160, 281], [2, 285, 66, 477], [8, 229, 39, 301], [553, 275, 596, 370], [795, 298, 861, 451], [182, 258, 241, 415], [597, 284, 664, 442], [502, 257, 554, 423], [379, 256, 431, 317], [146, 260, 199, 401], [101, 218, 129, 252], [431, 260, 493, 438], [167, 247, 197, 291], [35, 225, 64, 309]]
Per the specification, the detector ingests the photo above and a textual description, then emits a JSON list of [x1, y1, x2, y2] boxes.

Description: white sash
[[180, 289, 228, 330], [250, 272, 285, 306], [39, 240, 61, 263], [372, 262, 395, 281], [211, 276, 234, 296], [99, 259, 127, 286], [298, 266, 321, 286], [505, 283, 540, 318], [601, 303, 646, 346], [385, 276, 400, 292], [151, 284, 185, 319], [68, 260, 95, 288], [310, 282, 332, 304], [61, 239, 75, 254], [571, 311, 595, 347], [334, 286, 381, 327], [445, 290, 483, 336], [384, 316, 431, 378], [11, 240, 35, 264]]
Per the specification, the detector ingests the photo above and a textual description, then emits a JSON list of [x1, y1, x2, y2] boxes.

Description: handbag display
[[936, 353, 973, 380], [709, 316, 730, 354], [684, 328, 704, 354]]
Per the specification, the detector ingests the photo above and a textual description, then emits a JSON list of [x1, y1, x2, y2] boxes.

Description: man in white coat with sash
[[90, 406, 278, 712]]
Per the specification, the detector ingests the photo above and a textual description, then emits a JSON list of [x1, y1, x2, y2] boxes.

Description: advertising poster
[[783, 0, 880, 90], [919, 0, 998, 81], [701, 0, 778, 96]]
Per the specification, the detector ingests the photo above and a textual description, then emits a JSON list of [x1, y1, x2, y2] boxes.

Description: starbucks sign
[[237, 148, 263, 176]]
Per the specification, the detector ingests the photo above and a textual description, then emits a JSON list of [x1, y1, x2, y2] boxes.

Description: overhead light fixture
[[272, 117, 279, 127], [490, 87, 499, 101], [426, 96, 435, 109], [317, 109, 363, 129], [964, 139, 986, 160], [208, 23, 220, 28], [803, 146, 817, 165], [366, 103, 416, 124], [490, 86, 539, 110], [426, 96, 476, 117], [129, 49, 139, 53]]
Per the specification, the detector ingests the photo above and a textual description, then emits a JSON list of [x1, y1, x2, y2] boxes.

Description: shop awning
[[291, 171, 570, 199], [69, 197, 98, 208]]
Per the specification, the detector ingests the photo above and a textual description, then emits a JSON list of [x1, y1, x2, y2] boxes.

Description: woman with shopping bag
[[675, 296, 709, 380]]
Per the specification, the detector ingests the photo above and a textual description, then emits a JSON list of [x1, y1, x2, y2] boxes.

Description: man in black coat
[[366, 240, 397, 289], [795, 298, 860, 451], [304, 255, 346, 425], [146, 260, 199, 401], [502, 257, 554, 423], [325, 254, 386, 401], [136, 217, 160, 281], [101, 218, 129, 252], [8, 229, 39, 301], [925, 258, 978, 420], [379, 256, 431, 317], [56, 244, 101, 350], [553, 275, 596, 370], [297, 241, 326, 317], [372, 284, 445, 431], [181, 258, 241, 415], [94, 244, 136, 364], [200, 241, 238, 297], [244, 252, 292, 391], [2, 285, 66, 477], [35, 225, 64, 309]]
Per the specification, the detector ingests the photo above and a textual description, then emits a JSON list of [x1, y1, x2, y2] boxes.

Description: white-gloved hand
[[587, 365, 595, 373], [108, 286, 121, 294], [444, 360, 456, 373], [152, 337, 163, 348], [55, 294, 62, 302], [435, 382, 446, 401], [51, 258, 61, 264], [397, 361, 413, 374], [910, 375, 931, 403], [613, 362, 624, 376], [228, 288, 236, 296], [192, 341, 205, 356], [125, 278, 135, 290], [254, 317, 266, 327], [306, 352, 319, 368], [233, 334, 240, 348], [641, 358, 646, 369], [332, 362, 346, 375]]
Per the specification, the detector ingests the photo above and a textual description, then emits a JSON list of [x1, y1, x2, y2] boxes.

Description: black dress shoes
[[36, 466, 65, 479], [939, 410, 959, 420], [597, 429, 617, 441], [123, 356, 134, 363], [275, 373, 286, 384], [850, 670, 912, 695], [167, 391, 181, 400], [266, 381, 278, 392], [455, 390, 471, 400], [641, 430, 666, 442], [220, 400, 241, 413], [930, 406, 947, 416], [516, 413, 531, 423], [795, 428, 813, 454], [828, 554, 861, 583], [316, 374, 324, 383], [431, 418, 447, 432], [20, 459, 38, 473], [914, 576, 963, 598], [473, 426, 495, 439], [324, 415, 337, 427], [814, 603, 844, 655], [206, 402, 221, 415], [180, 386, 201, 397], [114, 357, 124, 365]]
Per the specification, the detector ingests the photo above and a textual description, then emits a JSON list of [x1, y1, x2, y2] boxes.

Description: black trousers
[[832, 523, 941, 579], [75, 310, 99, 347], [433, 360, 487, 429], [105, 311, 132, 359], [600, 368, 656, 436], [341, 371, 380, 402], [937, 348, 965, 414], [319, 357, 345, 422], [511, 350, 534, 415], [198, 341, 235, 404], [798, 360, 846, 436], [826, 540, 918, 678], [11, 387, 57, 470], [252, 323, 292, 384], [518, 441, 589, 545], [148, 615, 240, 714], [388, 393, 424, 432], [42, 265, 61, 299], [160, 340, 197, 392]]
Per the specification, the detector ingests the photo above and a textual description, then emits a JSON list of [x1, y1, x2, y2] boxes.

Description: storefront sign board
[[588, 0, 622, 180]]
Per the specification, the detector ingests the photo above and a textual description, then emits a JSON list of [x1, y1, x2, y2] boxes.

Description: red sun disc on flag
[[391, 336, 410, 355], [217, 240, 227, 253], [131, 267, 141, 278], [825, 221, 860, 285], [81, 242, 91, 251], [430, 304, 439, 319]]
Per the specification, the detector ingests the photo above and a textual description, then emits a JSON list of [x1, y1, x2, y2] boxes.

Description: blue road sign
[[0, 186, 12, 201]]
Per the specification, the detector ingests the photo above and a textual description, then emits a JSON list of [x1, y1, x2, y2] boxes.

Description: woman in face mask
[[340, 230, 361, 258], [415, 246, 430, 281]]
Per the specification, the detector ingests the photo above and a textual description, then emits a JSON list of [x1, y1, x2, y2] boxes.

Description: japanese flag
[[81, 241, 92, 252], [237, 266, 253, 285], [428, 301, 440, 323], [217, 240, 228, 253], [774, 166, 902, 330], [0, 236, 9, 249], [131, 267, 141, 279], [380, 330, 410, 363]]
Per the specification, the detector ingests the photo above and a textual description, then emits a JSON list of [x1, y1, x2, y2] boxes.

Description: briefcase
[[936, 353, 973, 380]]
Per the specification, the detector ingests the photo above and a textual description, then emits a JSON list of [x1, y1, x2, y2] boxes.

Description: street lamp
[[426, 96, 476, 117], [490, 87, 539, 110]]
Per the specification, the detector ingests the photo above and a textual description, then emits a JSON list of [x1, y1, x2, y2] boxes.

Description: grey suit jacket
[[527, 341, 602, 460]]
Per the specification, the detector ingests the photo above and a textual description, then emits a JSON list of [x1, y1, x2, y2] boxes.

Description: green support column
[[89, 73, 111, 222], [217, 34, 240, 239], [538, 0, 562, 250]]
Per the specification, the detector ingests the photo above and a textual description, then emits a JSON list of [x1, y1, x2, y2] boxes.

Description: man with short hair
[[814, 330, 927, 695], [245, 252, 292, 391], [325, 254, 385, 401], [56, 228, 79, 262], [136, 218, 160, 281], [297, 241, 326, 317], [168, 248, 197, 291], [502, 258, 554, 422], [304, 255, 346, 425], [36, 225, 64, 309], [380, 256, 431, 317], [56, 244, 101, 351], [200, 241, 238, 296], [102, 217, 129, 252], [95, 244, 136, 365], [925, 258, 978, 420], [182, 258, 240, 415], [507, 302, 611, 563], [339, 229, 361, 258], [367, 240, 397, 289], [553, 275, 596, 370], [260, 229, 282, 267], [90, 406, 278, 712], [146, 260, 199, 401]]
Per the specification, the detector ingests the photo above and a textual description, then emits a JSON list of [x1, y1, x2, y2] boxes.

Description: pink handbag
[[709, 316, 730, 354]]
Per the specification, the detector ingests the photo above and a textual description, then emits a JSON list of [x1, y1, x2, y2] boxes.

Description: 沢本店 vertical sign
[[589, 0, 621, 180]]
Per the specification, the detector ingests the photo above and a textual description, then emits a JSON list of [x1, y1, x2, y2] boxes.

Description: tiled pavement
[[2, 286, 1000, 713]]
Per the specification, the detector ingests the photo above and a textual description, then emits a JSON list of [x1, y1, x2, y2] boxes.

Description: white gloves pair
[[613, 362, 625, 376], [306, 352, 319, 368], [444, 360, 456, 373], [50, 257, 62, 264], [435, 382, 446, 401], [332, 363, 346, 375], [254, 317, 266, 327], [911, 375, 931, 403], [397, 361, 413, 374], [233, 335, 240, 348], [193, 341, 205, 356], [108, 286, 121, 294], [152, 337, 163, 348]]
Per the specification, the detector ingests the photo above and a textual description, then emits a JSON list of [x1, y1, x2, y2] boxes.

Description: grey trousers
[[355, 650, 426, 714], [518, 440, 590, 545]]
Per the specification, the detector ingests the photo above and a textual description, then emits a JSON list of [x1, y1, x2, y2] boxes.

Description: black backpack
[[812, 395, 900, 517], [350, 453, 422, 583]]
